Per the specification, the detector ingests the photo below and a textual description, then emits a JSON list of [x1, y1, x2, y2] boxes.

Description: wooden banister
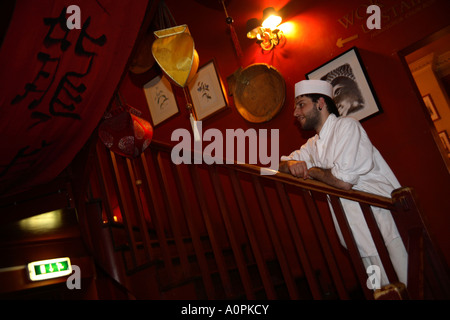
[[84, 139, 450, 300]]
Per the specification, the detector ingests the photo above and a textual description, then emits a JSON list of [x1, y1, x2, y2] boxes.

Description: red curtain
[[0, 0, 149, 196]]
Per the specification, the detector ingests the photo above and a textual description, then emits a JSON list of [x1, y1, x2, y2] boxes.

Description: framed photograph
[[423, 94, 440, 121], [439, 131, 450, 153], [306, 47, 382, 122], [188, 59, 228, 121], [143, 74, 179, 126]]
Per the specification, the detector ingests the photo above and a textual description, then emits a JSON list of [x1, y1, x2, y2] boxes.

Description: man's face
[[294, 95, 321, 131]]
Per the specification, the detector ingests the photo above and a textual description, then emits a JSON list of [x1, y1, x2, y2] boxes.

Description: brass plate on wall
[[233, 63, 285, 123]]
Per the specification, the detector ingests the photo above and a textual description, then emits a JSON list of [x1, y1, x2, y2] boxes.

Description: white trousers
[[362, 236, 408, 288]]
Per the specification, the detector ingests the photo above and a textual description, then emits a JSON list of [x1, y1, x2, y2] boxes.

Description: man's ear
[[318, 97, 326, 110]]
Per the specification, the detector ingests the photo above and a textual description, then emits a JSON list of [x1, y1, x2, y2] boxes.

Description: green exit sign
[[28, 257, 72, 281]]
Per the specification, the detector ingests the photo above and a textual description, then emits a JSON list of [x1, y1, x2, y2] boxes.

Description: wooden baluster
[[392, 188, 425, 299], [328, 195, 373, 299], [251, 175, 300, 299], [93, 144, 129, 259], [423, 236, 450, 299], [126, 158, 154, 265], [407, 227, 424, 299], [109, 151, 138, 270], [171, 163, 216, 299], [189, 165, 234, 298], [209, 166, 256, 299], [94, 143, 115, 225], [153, 151, 191, 278], [140, 152, 175, 278], [301, 190, 349, 299], [275, 182, 323, 299], [359, 203, 399, 283], [229, 169, 277, 299]]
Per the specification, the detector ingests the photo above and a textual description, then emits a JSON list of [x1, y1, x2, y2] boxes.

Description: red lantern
[[99, 104, 153, 158]]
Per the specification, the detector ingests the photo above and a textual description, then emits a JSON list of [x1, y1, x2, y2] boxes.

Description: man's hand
[[279, 160, 310, 179], [279, 161, 353, 190]]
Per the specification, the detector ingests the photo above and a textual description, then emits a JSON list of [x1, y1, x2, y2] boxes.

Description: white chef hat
[[294, 80, 333, 99]]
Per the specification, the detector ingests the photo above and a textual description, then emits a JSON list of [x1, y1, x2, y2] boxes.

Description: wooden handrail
[[150, 139, 394, 209], [145, 139, 450, 299], [85, 138, 450, 300]]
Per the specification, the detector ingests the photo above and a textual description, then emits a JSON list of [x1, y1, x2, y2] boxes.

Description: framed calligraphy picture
[[422, 94, 440, 121], [188, 59, 228, 121], [143, 74, 179, 126], [306, 47, 382, 122], [439, 131, 450, 154]]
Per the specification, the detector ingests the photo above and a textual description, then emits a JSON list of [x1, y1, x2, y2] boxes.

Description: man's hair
[[304, 94, 340, 117]]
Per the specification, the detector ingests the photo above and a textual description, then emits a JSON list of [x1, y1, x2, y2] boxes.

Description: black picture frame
[[306, 47, 383, 122]]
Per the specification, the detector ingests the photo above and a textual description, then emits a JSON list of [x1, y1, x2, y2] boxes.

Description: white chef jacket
[[281, 114, 401, 257]]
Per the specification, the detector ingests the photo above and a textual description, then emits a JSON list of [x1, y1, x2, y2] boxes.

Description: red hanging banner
[[0, 0, 149, 196]]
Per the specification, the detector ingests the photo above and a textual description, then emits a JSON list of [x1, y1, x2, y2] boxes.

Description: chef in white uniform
[[279, 79, 408, 288]]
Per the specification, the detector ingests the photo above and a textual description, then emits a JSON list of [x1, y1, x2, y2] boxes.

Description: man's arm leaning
[[279, 161, 353, 191], [307, 167, 353, 191]]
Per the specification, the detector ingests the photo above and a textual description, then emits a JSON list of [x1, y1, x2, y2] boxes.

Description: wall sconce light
[[246, 7, 285, 51]]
